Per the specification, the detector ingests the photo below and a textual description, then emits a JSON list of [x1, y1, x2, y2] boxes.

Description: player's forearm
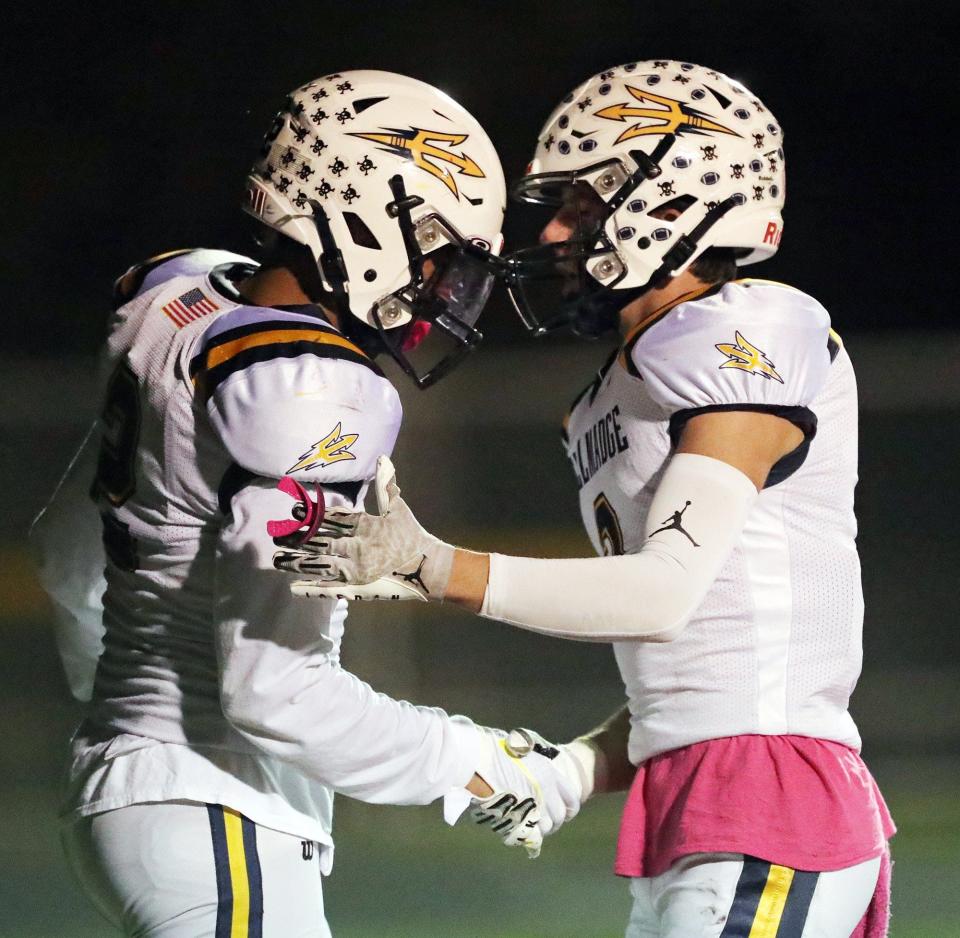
[[573, 705, 635, 794], [445, 548, 489, 612], [220, 651, 483, 804], [463, 454, 757, 641]]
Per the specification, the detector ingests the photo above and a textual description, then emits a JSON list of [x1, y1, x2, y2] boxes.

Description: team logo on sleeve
[[287, 422, 358, 473], [715, 331, 784, 383]]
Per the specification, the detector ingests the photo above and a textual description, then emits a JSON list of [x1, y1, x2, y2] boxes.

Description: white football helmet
[[243, 70, 506, 386], [505, 60, 785, 335]]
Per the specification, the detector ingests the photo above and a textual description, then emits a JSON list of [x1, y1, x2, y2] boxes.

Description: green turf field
[[1, 763, 959, 937], [2, 617, 958, 938]]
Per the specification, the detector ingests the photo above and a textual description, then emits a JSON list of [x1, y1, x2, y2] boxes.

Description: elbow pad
[[482, 453, 757, 641]]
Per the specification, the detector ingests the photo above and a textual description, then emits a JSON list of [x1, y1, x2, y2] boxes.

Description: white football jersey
[[34, 249, 480, 861], [563, 279, 863, 765]]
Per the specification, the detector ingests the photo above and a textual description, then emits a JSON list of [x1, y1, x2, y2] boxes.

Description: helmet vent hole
[[352, 96, 388, 115], [705, 86, 732, 110], [343, 212, 381, 250]]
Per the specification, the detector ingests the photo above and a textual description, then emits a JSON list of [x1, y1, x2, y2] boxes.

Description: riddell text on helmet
[[763, 221, 783, 246]]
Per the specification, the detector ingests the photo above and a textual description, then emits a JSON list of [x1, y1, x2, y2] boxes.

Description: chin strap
[[570, 194, 741, 336], [646, 195, 740, 287]]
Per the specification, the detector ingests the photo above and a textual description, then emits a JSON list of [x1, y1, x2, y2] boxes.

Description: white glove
[[444, 727, 589, 859], [469, 791, 543, 859], [272, 456, 456, 602]]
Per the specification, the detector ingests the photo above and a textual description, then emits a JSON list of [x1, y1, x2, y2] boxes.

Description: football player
[[275, 62, 895, 937], [31, 71, 590, 937]]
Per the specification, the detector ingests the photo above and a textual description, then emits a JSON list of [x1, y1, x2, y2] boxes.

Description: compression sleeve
[[216, 479, 482, 803], [481, 453, 757, 641]]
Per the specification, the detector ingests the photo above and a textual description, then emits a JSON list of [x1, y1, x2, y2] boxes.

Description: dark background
[[3, 3, 959, 936], [2, 0, 954, 353]]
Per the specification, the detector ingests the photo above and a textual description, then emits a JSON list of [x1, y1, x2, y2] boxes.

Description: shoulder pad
[[113, 249, 254, 308], [628, 279, 832, 415], [192, 306, 400, 483]]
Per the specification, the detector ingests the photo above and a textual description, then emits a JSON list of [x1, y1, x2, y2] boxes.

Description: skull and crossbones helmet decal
[[503, 60, 786, 337], [243, 70, 507, 387]]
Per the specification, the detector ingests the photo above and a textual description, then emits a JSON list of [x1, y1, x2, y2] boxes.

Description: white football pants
[[62, 801, 332, 937], [625, 852, 881, 938]]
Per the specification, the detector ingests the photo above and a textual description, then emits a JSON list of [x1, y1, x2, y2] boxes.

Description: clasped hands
[[270, 456, 594, 856]]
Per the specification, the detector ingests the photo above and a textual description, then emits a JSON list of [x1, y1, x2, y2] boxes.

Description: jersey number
[[92, 361, 142, 507], [593, 492, 625, 556]]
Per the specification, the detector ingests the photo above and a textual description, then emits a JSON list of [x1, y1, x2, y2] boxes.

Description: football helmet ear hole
[[648, 194, 697, 219]]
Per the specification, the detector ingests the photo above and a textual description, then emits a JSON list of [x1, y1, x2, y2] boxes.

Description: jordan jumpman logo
[[649, 500, 700, 547], [394, 554, 429, 594]]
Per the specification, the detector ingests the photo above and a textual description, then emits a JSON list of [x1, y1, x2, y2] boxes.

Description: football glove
[[443, 727, 587, 858], [272, 456, 456, 602]]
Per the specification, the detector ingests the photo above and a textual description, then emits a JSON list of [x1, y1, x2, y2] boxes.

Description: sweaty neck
[[238, 266, 340, 328], [617, 268, 717, 339]]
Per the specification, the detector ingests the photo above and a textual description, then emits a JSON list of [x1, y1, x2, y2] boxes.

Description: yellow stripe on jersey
[[223, 808, 251, 938], [747, 864, 795, 938], [828, 327, 843, 348], [198, 328, 367, 378]]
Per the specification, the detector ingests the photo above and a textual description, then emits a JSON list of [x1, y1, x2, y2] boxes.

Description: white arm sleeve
[[29, 426, 106, 701], [481, 453, 757, 642], [216, 479, 482, 804]]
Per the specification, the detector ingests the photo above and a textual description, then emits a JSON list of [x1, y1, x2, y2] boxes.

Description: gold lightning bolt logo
[[287, 422, 359, 473], [594, 87, 741, 145], [715, 332, 784, 383], [348, 127, 485, 199]]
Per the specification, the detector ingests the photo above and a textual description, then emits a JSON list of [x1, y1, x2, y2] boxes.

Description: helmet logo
[[595, 87, 740, 145], [349, 127, 485, 199]]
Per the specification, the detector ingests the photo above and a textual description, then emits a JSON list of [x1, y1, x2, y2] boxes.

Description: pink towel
[[616, 735, 895, 878], [850, 847, 892, 938]]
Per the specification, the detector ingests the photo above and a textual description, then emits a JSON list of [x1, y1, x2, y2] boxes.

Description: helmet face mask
[[243, 70, 506, 385], [368, 186, 497, 387], [505, 161, 660, 337], [505, 61, 786, 337]]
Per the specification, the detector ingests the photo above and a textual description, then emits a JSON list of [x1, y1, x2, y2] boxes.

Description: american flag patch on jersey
[[162, 288, 220, 328]]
